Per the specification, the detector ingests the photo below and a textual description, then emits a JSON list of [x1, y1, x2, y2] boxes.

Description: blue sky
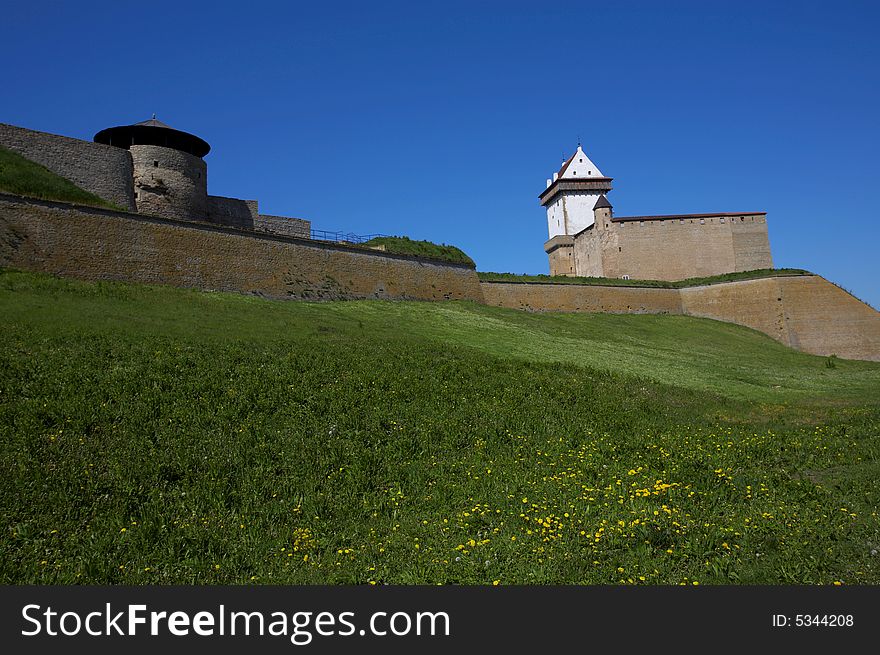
[[4, 1, 879, 306]]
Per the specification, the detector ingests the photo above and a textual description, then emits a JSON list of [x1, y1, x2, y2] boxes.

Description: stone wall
[[480, 281, 683, 314], [482, 277, 880, 362], [561, 212, 774, 281], [1, 193, 876, 361], [255, 214, 310, 239], [681, 276, 880, 362], [0, 194, 482, 302], [544, 235, 575, 276], [604, 214, 771, 281], [130, 144, 207, 220], [0, 123, 135, 210], [207, 195, 259, 229]]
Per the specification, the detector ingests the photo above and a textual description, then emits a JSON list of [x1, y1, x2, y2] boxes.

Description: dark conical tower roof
[[94, 115, 210, 157], [593, 194, 613, 210]]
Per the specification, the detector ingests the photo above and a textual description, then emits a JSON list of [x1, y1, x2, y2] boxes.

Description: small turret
[[593, 194, 612, 230]]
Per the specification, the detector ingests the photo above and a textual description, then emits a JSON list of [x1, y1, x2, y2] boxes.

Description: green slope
[[0, 146, 120, 209], [1, 270, 878, 585], [362, 235, 474, 266]]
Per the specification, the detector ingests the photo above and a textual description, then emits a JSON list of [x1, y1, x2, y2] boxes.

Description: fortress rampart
[[553, 211, 773, 281], [481, 278, 880, 362], [1, 119, 877, 362], [0, 193, 877, 361], [0, 121, 310, 237], [0, 123, 135, 210], [0, 194, 482, 302]]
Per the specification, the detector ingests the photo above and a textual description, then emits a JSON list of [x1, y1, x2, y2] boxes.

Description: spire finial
[[152, 113, 156, 120], [577, 135, 581, 148]]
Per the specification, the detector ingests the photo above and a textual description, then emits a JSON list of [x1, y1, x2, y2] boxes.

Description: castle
[[0, 117, 311, 239], [1, 118, 878, 361], [541, 145, 773, 281]]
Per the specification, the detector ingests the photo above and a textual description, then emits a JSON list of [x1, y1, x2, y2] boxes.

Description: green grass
[[478, 268, 813, 288], [0, 146, 121, 210], [1, 269, 878, 585], [362, 235, 475, 266]]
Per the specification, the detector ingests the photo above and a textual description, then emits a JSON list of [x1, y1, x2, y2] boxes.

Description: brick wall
[[0, 123, 135, 210], [0, 195, 482, 302]]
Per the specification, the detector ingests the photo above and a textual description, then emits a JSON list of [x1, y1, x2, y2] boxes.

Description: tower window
[[153, 160, 159, 167], [579, 158, 583, 162], [588, 170, 591, 174]]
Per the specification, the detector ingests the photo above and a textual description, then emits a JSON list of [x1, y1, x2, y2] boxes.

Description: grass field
[[1, 269, 878, 585], [0, 147, 121, 210]]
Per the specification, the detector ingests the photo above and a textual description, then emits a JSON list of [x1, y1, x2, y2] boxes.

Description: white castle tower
[[539, 144, 613, 239]]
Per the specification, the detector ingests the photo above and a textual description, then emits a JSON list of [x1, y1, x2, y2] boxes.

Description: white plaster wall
[[559, 146, 603, 179], [546, 191, 603, 238]]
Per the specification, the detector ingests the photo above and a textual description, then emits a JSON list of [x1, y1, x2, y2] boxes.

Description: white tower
[[539, 144, 613, 239]]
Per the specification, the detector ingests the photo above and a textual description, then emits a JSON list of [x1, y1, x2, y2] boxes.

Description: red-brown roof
[[556, 151, 577, 178], [612, 211, 766, 222]]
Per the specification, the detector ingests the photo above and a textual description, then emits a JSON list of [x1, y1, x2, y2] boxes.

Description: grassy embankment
[[0, 146, 121, 210], [1, 269, 878, 585], [362, 236, 474, 266]]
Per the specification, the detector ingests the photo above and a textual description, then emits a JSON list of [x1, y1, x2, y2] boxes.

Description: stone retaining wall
[[0, 195, 482, 302]]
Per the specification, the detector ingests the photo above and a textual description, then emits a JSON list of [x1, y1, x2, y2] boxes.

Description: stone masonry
[[0, 195, 481, 303]]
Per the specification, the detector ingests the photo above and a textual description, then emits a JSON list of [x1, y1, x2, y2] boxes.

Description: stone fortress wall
[[130, 143, 208, 220], [0, 194, 482, 303], [551, 209, 773, 281], [0, 122, 310, 237], [0, 123, 136, 210], [0, 192, 877, 361], [480, 278, 880, 362]]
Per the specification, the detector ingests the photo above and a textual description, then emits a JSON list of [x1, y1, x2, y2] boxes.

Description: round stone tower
[[94, 116, 210, 221]]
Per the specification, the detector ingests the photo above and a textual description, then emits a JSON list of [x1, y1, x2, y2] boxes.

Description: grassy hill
[[362, 236, 474, 266], [1, 269, 878, 585], [0, 146, 121, 210]]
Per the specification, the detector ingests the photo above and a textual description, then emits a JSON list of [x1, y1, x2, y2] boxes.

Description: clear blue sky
[[4, 1, 879, 306]]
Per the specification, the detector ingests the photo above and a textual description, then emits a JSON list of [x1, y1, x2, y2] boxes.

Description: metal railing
[[309, 229, 388, 244]]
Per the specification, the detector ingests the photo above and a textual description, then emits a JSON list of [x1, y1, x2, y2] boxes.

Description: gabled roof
[[556, 145, 603, 179]]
